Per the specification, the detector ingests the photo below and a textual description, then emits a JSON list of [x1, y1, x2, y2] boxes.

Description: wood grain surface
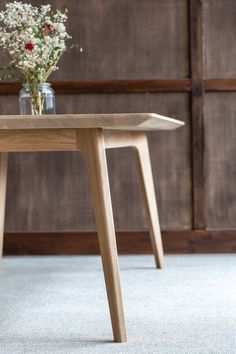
[[204, 0, 236, 78], [0, 113, 184, 131], [190, 0, 205, 229], [50, 0, 188, 80], [78, 128, 127, 342], [0, 80, 191, 95], [205, 93, 236, 229], [3, 230, 236, 255]]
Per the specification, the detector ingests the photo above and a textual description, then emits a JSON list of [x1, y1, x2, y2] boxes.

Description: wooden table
[[0, 113, 184, 342]]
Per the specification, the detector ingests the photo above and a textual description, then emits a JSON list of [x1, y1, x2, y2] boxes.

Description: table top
[[0, 113, 184, 131]]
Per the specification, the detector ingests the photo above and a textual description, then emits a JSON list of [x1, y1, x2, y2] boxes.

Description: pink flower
[[43, 23, 55, 33], [25, 42, 35, 51]]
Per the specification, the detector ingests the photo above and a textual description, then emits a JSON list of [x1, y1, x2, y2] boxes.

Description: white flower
[[0, 1, 72, 83], [53, 23, 66, 33]]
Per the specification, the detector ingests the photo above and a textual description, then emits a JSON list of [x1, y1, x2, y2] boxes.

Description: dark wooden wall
[[1, 0, 236, 254]]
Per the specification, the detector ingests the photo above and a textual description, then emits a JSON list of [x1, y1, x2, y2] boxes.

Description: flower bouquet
[[0, 1, 79, 115]]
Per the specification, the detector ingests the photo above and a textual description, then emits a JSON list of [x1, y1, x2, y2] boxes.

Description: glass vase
[[19, 83, 56, 115]]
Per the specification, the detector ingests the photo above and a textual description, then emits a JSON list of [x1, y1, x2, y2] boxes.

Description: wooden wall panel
[[204, 0, 236, 78], [4, 0, 236, 253], [25, 0, 189, 80], [1, 0, 236, 254], [0, 93, 191, 232], [205, 93, 236, 229], [56, 93, 191, 230], [203, 0, 236, 230], [0, 0, 191, 237]]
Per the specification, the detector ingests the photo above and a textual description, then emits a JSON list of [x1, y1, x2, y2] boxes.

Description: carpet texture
[[0, 255, 236, 354]]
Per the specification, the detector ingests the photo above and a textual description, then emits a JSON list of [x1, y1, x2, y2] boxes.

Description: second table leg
[[133, 134, 164, 269]]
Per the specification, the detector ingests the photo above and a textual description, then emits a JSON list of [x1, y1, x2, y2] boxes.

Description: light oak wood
[[133, 134, 164, 268], [77, 128, 127, 343], [0, 113, 184, 131], [0, 153, 8, 262], [0, 113, 183, 342], [104, 130, 164, 268], [0, 129, 77, 152], [104, 130, 142, 148]]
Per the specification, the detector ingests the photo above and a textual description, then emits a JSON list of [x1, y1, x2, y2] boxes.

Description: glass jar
[[19, 83, 56, 115]]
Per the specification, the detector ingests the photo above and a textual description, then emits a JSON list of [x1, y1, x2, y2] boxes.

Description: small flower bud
[[25, 42, 35, 51]]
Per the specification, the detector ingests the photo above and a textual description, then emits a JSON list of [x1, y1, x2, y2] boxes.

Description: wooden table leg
[[0, 152, 8, 263], [103, 130, 164, 268], [78, 129, 127, 343], [133, 134, 164, 269]]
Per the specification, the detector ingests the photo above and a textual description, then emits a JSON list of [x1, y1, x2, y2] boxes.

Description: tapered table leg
[[79, 129, 127, 343], [0, 152, 8, 263], [133, 134, 164, 268]]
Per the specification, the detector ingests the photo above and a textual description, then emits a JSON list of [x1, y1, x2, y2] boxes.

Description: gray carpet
[[0, 255, 236, 354]]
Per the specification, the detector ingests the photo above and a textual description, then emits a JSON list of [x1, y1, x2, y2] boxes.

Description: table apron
[[0, 128, 78, 152], [0, 128, 149, 152]]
